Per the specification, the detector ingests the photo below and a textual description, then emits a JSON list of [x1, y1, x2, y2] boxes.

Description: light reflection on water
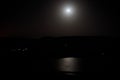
[[57, 57, 82, 75]]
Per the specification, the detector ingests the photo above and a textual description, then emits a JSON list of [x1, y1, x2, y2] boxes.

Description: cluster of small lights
[[12, 48, 28, 51], [11, 48, 28, 55]]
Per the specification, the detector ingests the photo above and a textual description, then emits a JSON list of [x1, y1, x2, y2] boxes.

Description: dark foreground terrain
[[0, 36, 115, 77]]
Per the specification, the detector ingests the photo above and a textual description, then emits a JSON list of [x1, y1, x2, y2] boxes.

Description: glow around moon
[[63, 6, 75, 17], [58, 2, 81, 21]]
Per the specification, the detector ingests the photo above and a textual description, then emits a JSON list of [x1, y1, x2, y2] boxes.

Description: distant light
[[18, 49, 21, 51], [24, 48, 28, 51], [64, 43, 68, 47], [101, 53, 104, 55], [11, 49, 16, 51]]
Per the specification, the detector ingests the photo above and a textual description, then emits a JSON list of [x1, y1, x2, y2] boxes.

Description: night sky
[[0, 0, 119, 38]]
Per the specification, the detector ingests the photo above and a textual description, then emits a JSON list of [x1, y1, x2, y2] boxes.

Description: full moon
[[64, 7, 73, 16], [66, 8, 71, 13]]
